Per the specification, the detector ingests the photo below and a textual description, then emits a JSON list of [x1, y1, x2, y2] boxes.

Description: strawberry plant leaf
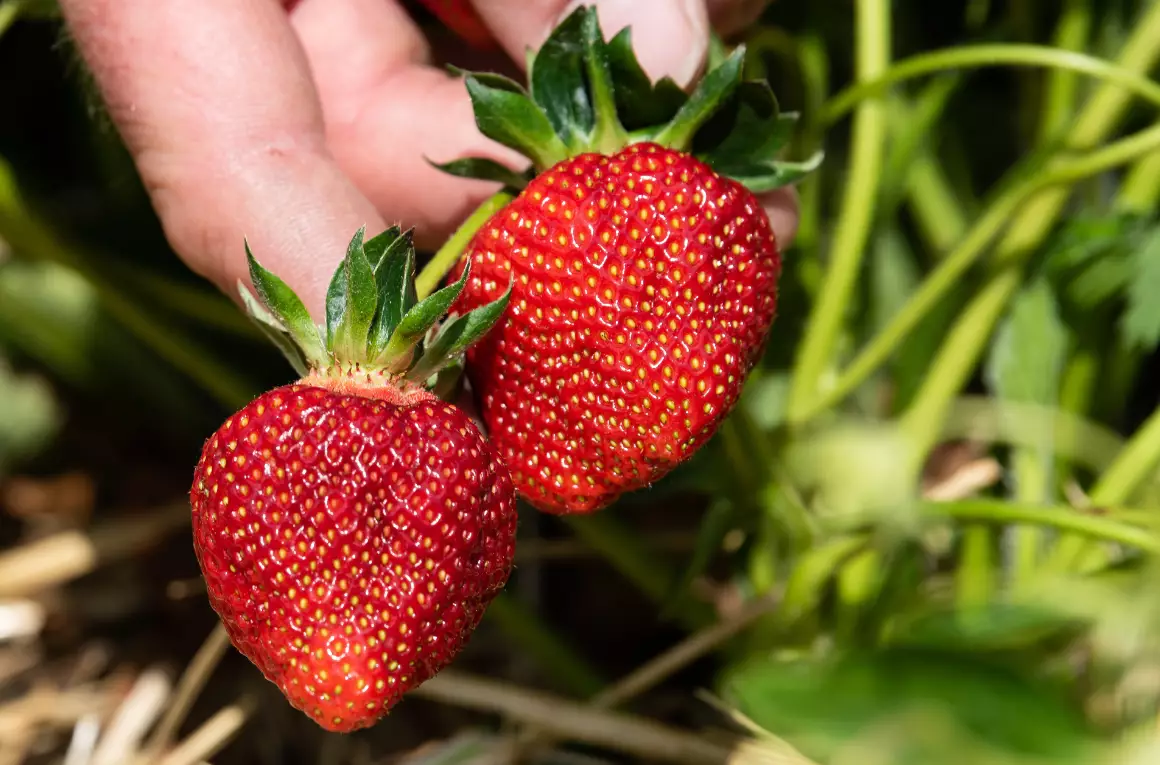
[[1120, 226, 1160, 350], [380, 262, 472, 368], [427, 158, 531, 191], [529, 6, 596, 151], [694, 82, 785, 164], [985, 278, 1067, 408], [465, 75, 569, 171], [714, 151, 825, 194], [364, 225, 404, 271], [238, 285, 312, 378], [605, 28, 687, 130], [722, 650, 1098, 764], [406, 284, 512, 383], [245, 242, 326, 368], [652, 47, 745, 151], [883, 603, 1087, 654], [367, 230, 417, 360], [447, 67, 526, 95], [326, 226, 378, 360]]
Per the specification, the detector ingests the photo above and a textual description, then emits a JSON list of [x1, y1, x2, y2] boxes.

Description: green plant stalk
[[786, 0, 891, 421], [779, 535, 870, 627], [1037, 0, 1093, 145], [823, 43, 1160, 125], [786, 30, 830, 261], [803, 119, 1160, 428], [905, 147, 970, 257], [903, 5, 1160, 564], [565, 513, 714, 631], [925, 500, 1160, 555], [1117, 151, 1160, 212], [484, 593, 605, 697], [956, 526, 995, 607], [414, 191, 513, 299]]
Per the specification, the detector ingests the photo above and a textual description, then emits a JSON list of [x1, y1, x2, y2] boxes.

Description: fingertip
[[759, 185, 800, 250], [564, 0, 710, 87]]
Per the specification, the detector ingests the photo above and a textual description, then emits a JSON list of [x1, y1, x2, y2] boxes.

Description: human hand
[[60, 0, 799, 316]]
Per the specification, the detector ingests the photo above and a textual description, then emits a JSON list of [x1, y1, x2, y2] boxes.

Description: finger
[[471, 0, 711, 87], [759, 186, 799, 250], [288, 0, 522, 252], [58, 0, 384, 315]]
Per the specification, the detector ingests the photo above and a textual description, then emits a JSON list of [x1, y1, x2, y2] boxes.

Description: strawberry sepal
[[436, 4, 823, 194], [238, 228, 510, 387]]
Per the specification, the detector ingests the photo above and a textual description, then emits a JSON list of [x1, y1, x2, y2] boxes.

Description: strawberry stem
[[415, 190, 513, 299]]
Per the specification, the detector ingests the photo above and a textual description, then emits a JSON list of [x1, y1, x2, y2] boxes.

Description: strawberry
[[190, 228, 516, 732], [410, 0, 496, 50], [433, 6, 822, 514]]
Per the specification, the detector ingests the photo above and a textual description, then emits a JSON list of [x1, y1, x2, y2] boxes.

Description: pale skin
[[58, 0, 799, 317]]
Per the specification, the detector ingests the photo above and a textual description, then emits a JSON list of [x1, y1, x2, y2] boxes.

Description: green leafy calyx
[[442, 5, 823, 193], [239, 228, 510, 386]]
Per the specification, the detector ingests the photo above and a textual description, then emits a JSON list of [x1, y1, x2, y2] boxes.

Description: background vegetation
[[2, 0, 1160, 763]]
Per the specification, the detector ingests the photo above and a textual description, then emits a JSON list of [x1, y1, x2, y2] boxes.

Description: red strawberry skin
[[190, 381, 517, 732], [452, 142, 781, 515]]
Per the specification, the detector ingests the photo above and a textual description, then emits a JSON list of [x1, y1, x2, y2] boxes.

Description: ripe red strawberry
[[190, 228, 516, 732], [434, 6, 822, 514], [410, 0, 496, 49]]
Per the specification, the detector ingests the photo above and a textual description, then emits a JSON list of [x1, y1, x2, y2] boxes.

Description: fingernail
[[557, 0, 709, 88]]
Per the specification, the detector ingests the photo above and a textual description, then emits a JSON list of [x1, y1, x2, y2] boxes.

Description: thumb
[[474, 0, 710, 88]]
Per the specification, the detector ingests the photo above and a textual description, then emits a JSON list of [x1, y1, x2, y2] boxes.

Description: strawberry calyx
[[433, 4, 823, 194], [238, 226, 511, 392]]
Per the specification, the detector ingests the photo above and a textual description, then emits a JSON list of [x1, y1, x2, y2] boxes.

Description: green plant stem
[[1117, 151, 1160, 211], [905, 148, 970, 256], [485, 593, 605, 697], [414, 191, 513, 299], [0, 0, 25, 39], [786, 0, 891, 421], [823, 44, 1160, 125], [924, 500, 1160, 555], [794, 119, 1160, 427], [1038, 0, 1094, 144], [564, 514, 714, 631]]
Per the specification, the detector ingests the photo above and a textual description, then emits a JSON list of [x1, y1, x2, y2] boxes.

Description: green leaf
[[407, 285, 512, 383], [723, 650, 1098, 764], [694, 82, 788, 166], [715, 150, 825, 194], [883, 603, 1088, 654], [605, 28, 687, 130], [986, 279, 1067, 407], [447, 67, 527, 95], [1121, 226, 1160, 350], [367, 229, 417, 359], [427, 158, 531, 191], [652, 46, 746, 151], [245, 242, 326, 367], [238, 285, 311, 378], [363, 226, 404, 271], [0, 361, 61, 473], [326, 227, 379, 361], [528, 5, 595, 150], [380, 262, 473, 368], [465, 75, 570, 171]]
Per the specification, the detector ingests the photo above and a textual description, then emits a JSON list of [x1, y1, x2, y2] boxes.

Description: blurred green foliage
[[2, 0, 1160, 763]]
